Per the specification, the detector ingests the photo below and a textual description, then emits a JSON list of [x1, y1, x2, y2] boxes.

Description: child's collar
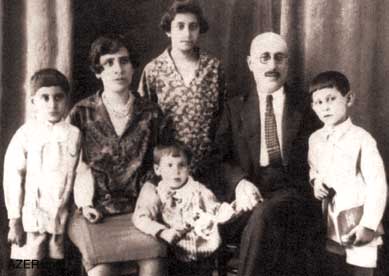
[[323, 117, 352, 141], [33, 117, 65, 128], [157, 176, 196, 196]]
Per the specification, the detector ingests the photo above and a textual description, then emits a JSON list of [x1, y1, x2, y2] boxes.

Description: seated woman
[[138, 0, 226, 188], [67, 34, 170, 276]]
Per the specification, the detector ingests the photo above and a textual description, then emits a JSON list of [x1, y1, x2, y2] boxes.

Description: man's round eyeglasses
[[259, 53, 288, 64]]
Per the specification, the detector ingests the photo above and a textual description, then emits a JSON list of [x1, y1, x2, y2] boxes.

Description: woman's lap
[[67, 210, 167, 271]]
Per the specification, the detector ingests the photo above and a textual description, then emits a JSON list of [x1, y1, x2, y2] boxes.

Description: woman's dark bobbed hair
[[160, 0, 209, 34], [89, 34, 139, 74]]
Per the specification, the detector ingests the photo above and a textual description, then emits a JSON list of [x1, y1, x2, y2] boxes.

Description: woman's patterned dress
[[139, 48, 226, 179]]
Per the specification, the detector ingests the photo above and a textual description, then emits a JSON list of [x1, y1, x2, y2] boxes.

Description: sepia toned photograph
[[1, 1, 389, 275]]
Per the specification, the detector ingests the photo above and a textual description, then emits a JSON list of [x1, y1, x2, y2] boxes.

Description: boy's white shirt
[[308, 118, 387, 242], [3, 119, 80, 234]]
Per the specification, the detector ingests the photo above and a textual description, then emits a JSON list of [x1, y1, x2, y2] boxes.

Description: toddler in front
[[133, 141, 236, 276]]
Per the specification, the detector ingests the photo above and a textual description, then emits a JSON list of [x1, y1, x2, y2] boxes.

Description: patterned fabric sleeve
[[199, 183, 236, 223], [138, 63, 156, 102], [190, 60, 227, 186], [133, 182, 167, 236], [198, 183, 222, 215]]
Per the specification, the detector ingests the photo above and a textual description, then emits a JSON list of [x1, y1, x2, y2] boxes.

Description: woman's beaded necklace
[[102, 92, 134, 136], [102, 92, 133, 118]]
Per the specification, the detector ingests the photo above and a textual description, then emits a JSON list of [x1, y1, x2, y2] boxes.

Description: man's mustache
[[264, 71, 280, 78]]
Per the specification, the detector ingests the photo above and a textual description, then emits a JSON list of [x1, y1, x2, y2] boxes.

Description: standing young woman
[[139, 0, 226, 187]]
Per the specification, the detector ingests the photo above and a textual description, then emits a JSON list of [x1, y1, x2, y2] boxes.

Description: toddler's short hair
[[160, 0, 209, 34], [30, 68, 70, 97], [89, 34, 139, 74], [153, 141, 192, 165], [309, 71, 350, 97]]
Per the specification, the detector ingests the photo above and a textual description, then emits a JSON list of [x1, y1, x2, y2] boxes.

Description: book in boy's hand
[[337, 205, 363, 245]]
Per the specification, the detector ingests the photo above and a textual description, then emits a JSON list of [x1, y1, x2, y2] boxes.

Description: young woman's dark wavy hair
[[160, 0, 209, 34]]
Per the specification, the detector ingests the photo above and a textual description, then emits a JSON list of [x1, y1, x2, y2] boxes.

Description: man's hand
[[8, 218, 25, 246], [235, 179, 263, 212], [82, 206, 103, 224], [342, 225, 376, 246], [159, 227, 189, 244], [216, 203, 236, 224]]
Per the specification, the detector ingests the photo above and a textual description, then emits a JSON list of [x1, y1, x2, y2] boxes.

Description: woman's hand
[[8, 218, 25, 246], [82, 206, 102, 224]]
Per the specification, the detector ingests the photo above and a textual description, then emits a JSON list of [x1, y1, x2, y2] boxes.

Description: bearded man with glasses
[[215, 32, 321, 276]]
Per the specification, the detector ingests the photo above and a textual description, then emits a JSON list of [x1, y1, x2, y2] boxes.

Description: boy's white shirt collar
[[32, 117, 65, 127], [30, 118, 69, 142], [323, 117, 352, 142]]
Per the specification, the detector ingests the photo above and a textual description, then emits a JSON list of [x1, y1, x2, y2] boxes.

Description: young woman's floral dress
[[139, 48, 226, 178]]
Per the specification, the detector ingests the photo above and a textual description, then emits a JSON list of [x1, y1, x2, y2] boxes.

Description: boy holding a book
[[308, 71, 387, 276]]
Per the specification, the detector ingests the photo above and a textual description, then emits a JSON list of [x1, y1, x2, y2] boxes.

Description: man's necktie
[[265, 94, 282, 165]]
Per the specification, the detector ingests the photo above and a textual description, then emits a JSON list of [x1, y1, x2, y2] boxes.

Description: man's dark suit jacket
[[215, 84, 322, 276], [215, 84, 315, 200]]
